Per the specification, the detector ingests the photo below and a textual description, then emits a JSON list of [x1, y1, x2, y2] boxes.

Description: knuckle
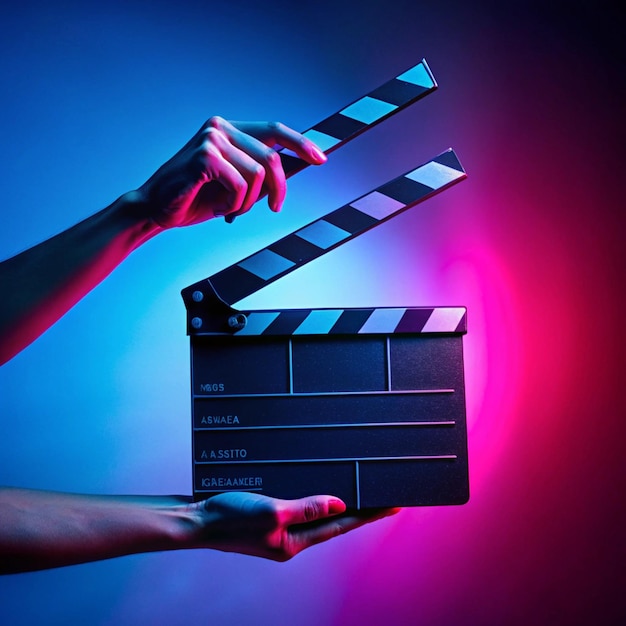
[[264, 149, 281, 168], [233, 178, 248, 195], [200, 127, 222, 148], [206, 115, 225, 129], [250, 164, 266, 187], [200, 133, 216, 149], [303, 499, 322, 523], [251, 162, 265, 178], [267, 120, 285, 134]]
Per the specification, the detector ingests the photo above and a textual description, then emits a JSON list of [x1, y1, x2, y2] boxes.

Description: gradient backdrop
[[0, 1, 624, 624]]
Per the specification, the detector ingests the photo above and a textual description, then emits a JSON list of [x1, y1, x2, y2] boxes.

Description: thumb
[[281, 495, 347, 526]]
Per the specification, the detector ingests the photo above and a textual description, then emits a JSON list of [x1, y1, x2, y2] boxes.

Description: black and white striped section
[[225, 59, 436, 223], [233, 306, 467, 336], [278, 59, 437, 177], [204, 149, 466, 306]]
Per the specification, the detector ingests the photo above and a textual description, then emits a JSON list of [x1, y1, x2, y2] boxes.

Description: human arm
[[0, 487, 397, 573], [0, 118, 326, 365]]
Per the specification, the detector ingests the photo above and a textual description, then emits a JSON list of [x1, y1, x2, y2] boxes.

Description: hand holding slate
[[187, 492, 398, 562], [0, 488, 398, 573], [137, 117, 327, 226]]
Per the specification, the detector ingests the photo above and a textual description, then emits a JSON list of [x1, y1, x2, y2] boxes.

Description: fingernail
[[269, 199, 281, 213], [309, 144, 327, 164], [328, 498, 346, 515]]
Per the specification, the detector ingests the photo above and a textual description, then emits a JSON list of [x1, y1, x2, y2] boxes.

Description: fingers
[[195, 119, 268, 218], [201, 124, 266, 217], [232, 120, 327, 165], [216, 120, 286, 214], [200, 137, 248, 216], [194, 492, 399, 562], [278, 496, 400, 558], [281, 500, 400, 558], [333, 507, 402, 529], [142, 116, 327, 228], [202, 117, 327, 218], [271, 495, 347, 559], [277, 495, 346, 526]]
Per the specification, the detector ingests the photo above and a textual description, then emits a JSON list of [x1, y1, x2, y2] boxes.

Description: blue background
[[1, 1, 624, 624]]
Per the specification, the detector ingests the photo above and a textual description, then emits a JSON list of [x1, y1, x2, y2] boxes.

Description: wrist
[[119, 495, 200, 550], [108, 190, 165, 249], [168, 498, 235, 552], [105, 496, 202, 555], [166, 502, 205, 551]]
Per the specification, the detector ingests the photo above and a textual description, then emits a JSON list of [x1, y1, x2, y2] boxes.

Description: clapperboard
[[182, 60, 470, 508]]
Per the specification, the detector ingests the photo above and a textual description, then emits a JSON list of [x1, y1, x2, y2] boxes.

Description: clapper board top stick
[[226, 58, 438, 221], [182, 60, 470, 509]]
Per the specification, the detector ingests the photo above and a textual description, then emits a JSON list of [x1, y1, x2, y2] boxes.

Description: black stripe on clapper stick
[[225, 59, 438, 222], [185, 148, 467, 313]]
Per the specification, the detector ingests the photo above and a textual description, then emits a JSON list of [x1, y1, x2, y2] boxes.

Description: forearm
[[0, 487, 199, 574], [0, 192, 161, 364]]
